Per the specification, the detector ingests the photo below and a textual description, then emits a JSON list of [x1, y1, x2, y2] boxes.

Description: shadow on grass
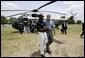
[[53, 39, 63, 44], [31, 50, 41, 57]]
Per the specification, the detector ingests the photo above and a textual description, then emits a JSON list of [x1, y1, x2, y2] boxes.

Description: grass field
[[1, 24, 84, 57]]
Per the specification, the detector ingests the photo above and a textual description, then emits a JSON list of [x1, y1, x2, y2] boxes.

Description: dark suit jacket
[[62, 23, 67, 29]]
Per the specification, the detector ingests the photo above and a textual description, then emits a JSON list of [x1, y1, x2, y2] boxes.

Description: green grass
[[1, 24, 84, 57]]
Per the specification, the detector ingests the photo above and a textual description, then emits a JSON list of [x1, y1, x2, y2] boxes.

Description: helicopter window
[[31, 14, 40, 17], [23, 18, 28, 21]]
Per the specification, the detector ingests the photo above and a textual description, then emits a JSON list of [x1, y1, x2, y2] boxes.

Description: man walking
[[36, 14, 48, 57], [45, 14, 55, 54]]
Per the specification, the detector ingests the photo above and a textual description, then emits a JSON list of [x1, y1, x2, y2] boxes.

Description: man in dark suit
[[30, 23, 36, 33], [18, 22, 24, 34], [61, 21, 67, 34]]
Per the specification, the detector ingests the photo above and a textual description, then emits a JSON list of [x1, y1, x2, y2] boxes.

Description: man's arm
[[53, 26, 55, 35], [51, 20, 55, 35]]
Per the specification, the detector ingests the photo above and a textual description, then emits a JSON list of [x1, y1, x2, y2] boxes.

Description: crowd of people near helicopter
[[11, 14, 84, 38], [12, 18, 67, 34]]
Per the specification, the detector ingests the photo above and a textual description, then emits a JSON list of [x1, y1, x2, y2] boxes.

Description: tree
[[67, 18, 75, 24], [76, 20, 82, 24], [10, 17, 16, 24], [1, 15, 8, 24]]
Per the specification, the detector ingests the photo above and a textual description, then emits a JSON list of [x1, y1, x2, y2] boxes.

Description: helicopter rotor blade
[[37, 1, 56, 10], [5, 11, 28, 18], [1, 10, 31, 11], [73, 13, 77, 17], [2, 1, 56, 12], [39, 11, 66, 15], [74, 17, 76, 19], [71, 11, 73, 16]]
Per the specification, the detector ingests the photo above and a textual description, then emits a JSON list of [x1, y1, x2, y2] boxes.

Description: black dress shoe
[[40, 54, 45, 57], [46, 50, 51, 54]]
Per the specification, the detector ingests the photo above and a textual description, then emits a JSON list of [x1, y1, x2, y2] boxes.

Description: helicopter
[[1, 1, 67, 33], [67, 11, 77, 24]]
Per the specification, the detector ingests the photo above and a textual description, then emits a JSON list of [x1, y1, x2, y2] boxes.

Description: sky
[[1, 1, 84, 22]]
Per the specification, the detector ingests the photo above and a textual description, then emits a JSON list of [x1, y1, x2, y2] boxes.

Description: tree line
[[1, 15, 17, 24], [1, 15, 83, 25]]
